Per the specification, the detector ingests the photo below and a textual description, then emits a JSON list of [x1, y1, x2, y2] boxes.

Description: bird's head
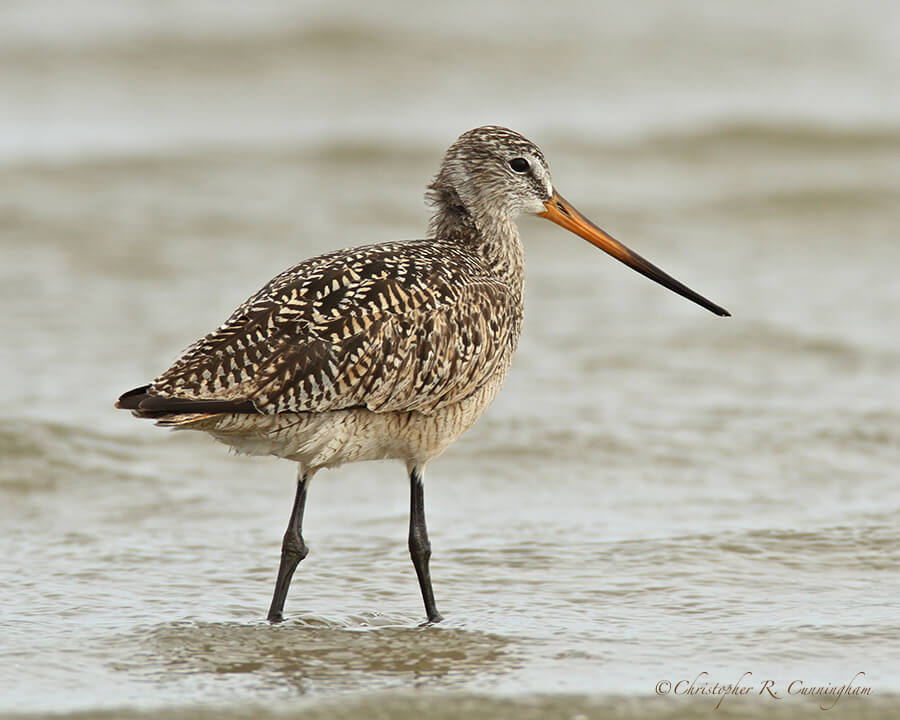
[[429, 125, 730, 317]]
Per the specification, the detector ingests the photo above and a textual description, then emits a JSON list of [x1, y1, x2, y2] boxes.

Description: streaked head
[[429, 125, 554, 221]]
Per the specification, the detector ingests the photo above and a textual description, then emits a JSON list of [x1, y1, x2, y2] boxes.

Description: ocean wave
[[0, 418, 148, 492]]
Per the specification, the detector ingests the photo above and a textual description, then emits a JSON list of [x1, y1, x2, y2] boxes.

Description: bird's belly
[[176, 374, 505, 472]]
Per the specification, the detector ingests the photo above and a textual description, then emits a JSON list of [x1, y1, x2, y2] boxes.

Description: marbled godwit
[[116, 126, 729, 623]]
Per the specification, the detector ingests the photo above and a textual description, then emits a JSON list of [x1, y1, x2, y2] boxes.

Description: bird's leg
[[267, 469, 310, 623], [408, 467, 444, 623]]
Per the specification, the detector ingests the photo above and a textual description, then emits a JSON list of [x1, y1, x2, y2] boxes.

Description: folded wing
[[119, 242, 518, 418]]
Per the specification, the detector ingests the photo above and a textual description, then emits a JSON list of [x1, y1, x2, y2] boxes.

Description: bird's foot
[[420, 612, 444, 627]]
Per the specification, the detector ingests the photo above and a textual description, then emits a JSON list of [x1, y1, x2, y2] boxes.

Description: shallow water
[[2, 1, 899, 718]]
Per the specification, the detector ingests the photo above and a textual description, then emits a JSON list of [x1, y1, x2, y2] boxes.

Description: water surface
[[2, 2, 899, 718]]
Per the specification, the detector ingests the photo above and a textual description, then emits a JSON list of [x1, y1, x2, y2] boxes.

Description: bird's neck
[[473, 215, 526, 289], [428, 193, 526, 291]]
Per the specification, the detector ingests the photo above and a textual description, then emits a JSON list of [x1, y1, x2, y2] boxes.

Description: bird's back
[[122, 239, 524, 433]]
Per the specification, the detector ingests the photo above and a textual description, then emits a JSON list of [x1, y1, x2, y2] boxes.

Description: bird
[[116, 125, 729, 624]]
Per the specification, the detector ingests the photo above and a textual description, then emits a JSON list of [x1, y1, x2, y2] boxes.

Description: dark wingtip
[[136, 395, 259, 414], [115, 384, 258, 416], [116, 385, 151, 409]]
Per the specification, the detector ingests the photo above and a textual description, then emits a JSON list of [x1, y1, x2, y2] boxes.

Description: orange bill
[[539, 192, 730, 317]]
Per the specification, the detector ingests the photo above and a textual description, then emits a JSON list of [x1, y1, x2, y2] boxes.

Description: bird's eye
[[508, 157, 530, 173]]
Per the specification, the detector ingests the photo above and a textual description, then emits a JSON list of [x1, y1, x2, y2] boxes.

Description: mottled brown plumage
[[139, 242, 519, 417], [116, 125, 728, 624]]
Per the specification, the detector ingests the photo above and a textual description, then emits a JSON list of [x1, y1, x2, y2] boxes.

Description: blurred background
[[2, 1, 899, 718]]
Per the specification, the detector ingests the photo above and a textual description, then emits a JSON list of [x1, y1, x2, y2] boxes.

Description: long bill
[[539, 192, 730, 317]]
